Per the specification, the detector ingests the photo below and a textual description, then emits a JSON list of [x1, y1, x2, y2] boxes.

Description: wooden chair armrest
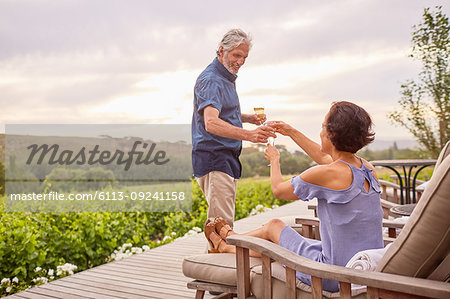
[[307, 204, 318, 217], [378, 179, 401, 189], [295, 215, 320, 225], [382, 219, 405, 229], [380, 198, 399, 209], [380, 198, 400, 218], [295, 216, 320, 240], [382, 218, 405, 238], [227, 235, 450, 299], [295, 216, 403, 239]]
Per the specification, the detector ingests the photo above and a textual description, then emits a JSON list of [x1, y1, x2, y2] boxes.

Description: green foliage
[[388, 6, 450, 157], [358, 144, 434, 161], [240, 146, 312, 177], [0, 161, 4, 196], [234, 179, 286, 220], [0, 211, 164, 281], [0, 178, 286, 296]]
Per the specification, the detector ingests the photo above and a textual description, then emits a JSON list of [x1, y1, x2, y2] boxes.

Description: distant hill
[[366, 139, 419, 151]]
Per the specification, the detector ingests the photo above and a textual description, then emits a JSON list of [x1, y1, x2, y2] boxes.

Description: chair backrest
[[376, 154, 450, 279], [435, 140, 450, 171]]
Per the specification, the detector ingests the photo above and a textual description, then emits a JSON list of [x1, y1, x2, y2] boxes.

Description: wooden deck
[[6, 200, 313, 299]]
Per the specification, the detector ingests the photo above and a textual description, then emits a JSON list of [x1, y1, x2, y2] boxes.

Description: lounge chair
[[183, 154, 450, 298], [228, 154, 450, 298]]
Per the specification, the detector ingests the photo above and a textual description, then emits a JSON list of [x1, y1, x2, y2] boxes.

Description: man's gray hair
[[216, 29, 252, 56]]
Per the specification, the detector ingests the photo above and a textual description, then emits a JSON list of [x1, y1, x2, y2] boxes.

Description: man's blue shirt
[[192, 58, 242, 179]]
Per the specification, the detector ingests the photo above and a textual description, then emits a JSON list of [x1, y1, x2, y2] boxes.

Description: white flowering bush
[[27, 263, 77, 289], [109, 243, 152, 262], [56, 263, 78, 277], [32, 277, 48, 285], [1, 277, 17, 294], [180, 226, 202, 239]]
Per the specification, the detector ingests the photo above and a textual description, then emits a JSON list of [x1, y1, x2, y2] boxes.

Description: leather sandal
[[204, 219, 223, 253], [214, 217, 233, 240]]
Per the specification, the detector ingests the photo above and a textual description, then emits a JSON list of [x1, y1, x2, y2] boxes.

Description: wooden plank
[[70, 270, 194, 297], [146, 244, 205, 253], [367, 286, 379, 299], [195, 290, 205, 299], [82, 267, 191, 284], [99, 261, 185, 275], [5, 201, 311, 299], [111, 259, 183, 270], [339, 281, 351, 299], [187, 280, 236, 293], [2, 295, 27, 299], [262, 255, 272, 299], [236, 246, 251, 298], [35, 283, 108, 298], [114, 262, 182, 272], [67, 274, 193, 298], [81, 265, 188, 286], [31, 286, 92, 299], [89, 267, 190, 283], [285, 267, 296, 299], [128, 253, 187, 261], [52, 278, 166, 299], [378, 289, 430, 299], [112, 259, 182, 270], [301, 224, 313, 238], [139, 249, 203, 257], [9, 290, 62, 299], [118, 256, 184, 267], [311, 276, 322, 299], [388, 227, 396, 238]]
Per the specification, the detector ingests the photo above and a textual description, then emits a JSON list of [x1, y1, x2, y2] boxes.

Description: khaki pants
[[196, 171, 238, 229]]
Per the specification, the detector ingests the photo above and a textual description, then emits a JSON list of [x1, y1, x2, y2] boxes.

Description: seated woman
[[204, 101, 384, 292]]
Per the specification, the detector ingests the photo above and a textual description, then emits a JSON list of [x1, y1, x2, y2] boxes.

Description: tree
[[388, 6, 449, 157]]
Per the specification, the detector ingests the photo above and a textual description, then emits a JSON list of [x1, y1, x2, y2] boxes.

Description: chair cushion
[[182, 253, 261, 286], [376, 155, 450, 278], [250, 262, 367, 299]]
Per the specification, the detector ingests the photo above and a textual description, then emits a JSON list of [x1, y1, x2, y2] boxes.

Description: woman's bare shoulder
[[300, 164, 342, 186]]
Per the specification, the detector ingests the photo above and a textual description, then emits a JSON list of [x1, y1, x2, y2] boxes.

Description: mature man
[[192, 29, 275, 229]]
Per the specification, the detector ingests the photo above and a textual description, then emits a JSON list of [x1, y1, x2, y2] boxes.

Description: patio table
[[390, 203, 417, 217], [371, 159, 436, 204]]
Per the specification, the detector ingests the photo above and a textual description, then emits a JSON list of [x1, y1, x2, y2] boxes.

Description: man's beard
[[223, 54, 239, 75]]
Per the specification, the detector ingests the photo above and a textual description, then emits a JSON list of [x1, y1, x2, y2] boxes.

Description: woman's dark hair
[[325, 101, 375, 153]]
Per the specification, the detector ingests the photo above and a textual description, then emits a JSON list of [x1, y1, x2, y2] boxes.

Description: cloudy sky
[[1, 0, 448, 150]]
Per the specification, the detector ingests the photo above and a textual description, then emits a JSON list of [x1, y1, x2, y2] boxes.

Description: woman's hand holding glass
[[263, 121, 276, 146], [265, 121, 293, 137], [264, 143, 280, 165]]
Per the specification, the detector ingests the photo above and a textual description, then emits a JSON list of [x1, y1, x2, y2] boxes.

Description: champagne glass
[[253, 106, 265, 124], [265, 121, 275, 166], [254, 106, 275, 166]]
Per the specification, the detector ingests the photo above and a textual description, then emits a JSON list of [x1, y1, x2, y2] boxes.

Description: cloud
[[1, 0, 448, 144]]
